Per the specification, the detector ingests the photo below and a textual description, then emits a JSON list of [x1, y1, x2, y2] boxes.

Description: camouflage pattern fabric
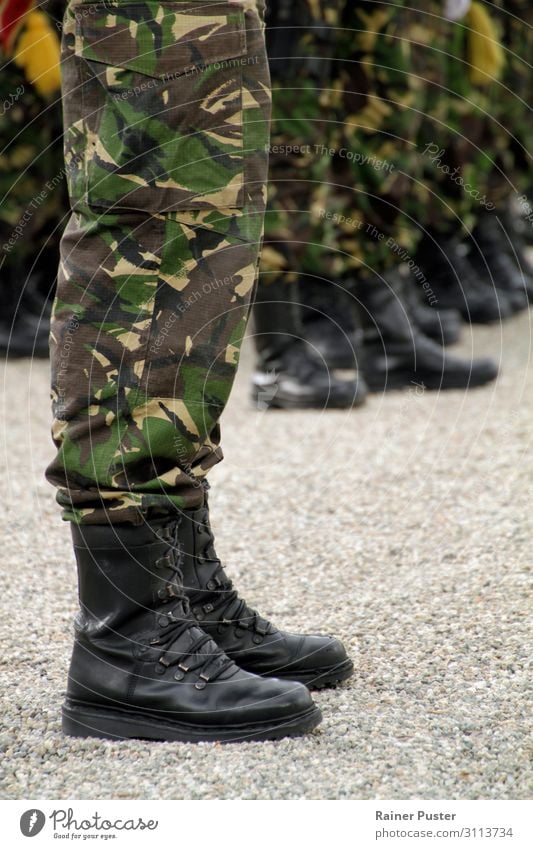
[[409, 1, 497, 237], [261, 1, 531, 283], [329, 0, 425, 278], [409, 0, 531, 235], [344, 1, 521, 245], [46, 0, 270, 524], [259, 0, 339, 283], [328, 1, 492, 248], [260, 0, 435, 284]]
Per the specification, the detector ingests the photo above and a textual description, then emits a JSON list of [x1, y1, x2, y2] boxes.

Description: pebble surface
[[0, 311, 531, 799]]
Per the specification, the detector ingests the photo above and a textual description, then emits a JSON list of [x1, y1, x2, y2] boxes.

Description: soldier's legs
[[50, 0, 350, 744], [255, 1, 497, 394], [251, 1, 364, 410], [264, 1, 496, 390]]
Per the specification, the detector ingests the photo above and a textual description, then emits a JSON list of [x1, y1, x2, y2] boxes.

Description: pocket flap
[[76, 1, 246, 78]]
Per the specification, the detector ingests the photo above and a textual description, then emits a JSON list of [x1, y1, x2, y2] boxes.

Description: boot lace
[[191, 517, 274, 641], [150, 520, 235, 686]]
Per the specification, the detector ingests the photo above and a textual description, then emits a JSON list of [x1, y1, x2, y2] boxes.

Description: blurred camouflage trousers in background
[[260, 0, 531, 283], [261, 0, 425, 284], [412, 0, 531, 238], [409, 0, 493, 239], [46, 0, 271, 523], [261, 0, 472, 287], [251, 0, 513, 406], [414, 0, 533, 315]]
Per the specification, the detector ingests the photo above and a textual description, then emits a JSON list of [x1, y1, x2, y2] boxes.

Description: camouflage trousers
[[261, 1, 532, 282], [261, 0, 441, 284], [46, 0, 270, 524], [410, 0, 532, 234]]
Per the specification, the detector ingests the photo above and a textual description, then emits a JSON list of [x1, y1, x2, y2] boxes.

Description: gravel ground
[[0, 310, 531, 800]]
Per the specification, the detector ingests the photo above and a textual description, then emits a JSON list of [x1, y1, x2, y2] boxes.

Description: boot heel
[[62, 703, 129, 741]]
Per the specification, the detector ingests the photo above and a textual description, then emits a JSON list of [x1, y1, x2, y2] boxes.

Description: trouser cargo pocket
[[71, 1, 247, 213]]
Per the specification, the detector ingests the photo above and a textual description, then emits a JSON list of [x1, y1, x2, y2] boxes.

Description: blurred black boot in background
[[416, 233, 512, 323], [470, 211, 533, 309], [252, 278, 365, 409], [355, 272, 499, 391]]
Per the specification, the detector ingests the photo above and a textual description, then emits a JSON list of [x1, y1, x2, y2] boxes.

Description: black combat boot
[[252, 279, 365, 409], [499, 207, 533, 282], [470, 211, 533, 310], [356, 273, 498, 391], [416, 234, 512, 323], [0, 308, 50, 358], [401, 273, 462, 346], [0, 270, 51, 359], [62, 519, 322, 743], [304, 272, 462, 356], [300, 273, 461, 371], [175, 495, 354, 689], [299, 276, 369, 374]]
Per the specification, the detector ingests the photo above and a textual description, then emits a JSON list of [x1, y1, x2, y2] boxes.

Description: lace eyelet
[[253, 635, 264, 645], [203, 603, 214, 613], [174, 669, 185, 681], [206, 580, 216, 591], [195, 680, 207, 690], [155, 554, 171, 569]]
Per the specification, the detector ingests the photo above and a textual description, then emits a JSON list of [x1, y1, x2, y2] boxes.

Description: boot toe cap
[[292, 634, 350, 671], [471, 357, 499, 384], [226, 669, 318, 722]]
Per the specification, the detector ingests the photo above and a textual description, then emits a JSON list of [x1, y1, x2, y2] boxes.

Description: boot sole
[[270, 658, 355, 690], [365, 370, 496, 392], [62, 699, 322, 744], [251, 388, 365, 410]]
